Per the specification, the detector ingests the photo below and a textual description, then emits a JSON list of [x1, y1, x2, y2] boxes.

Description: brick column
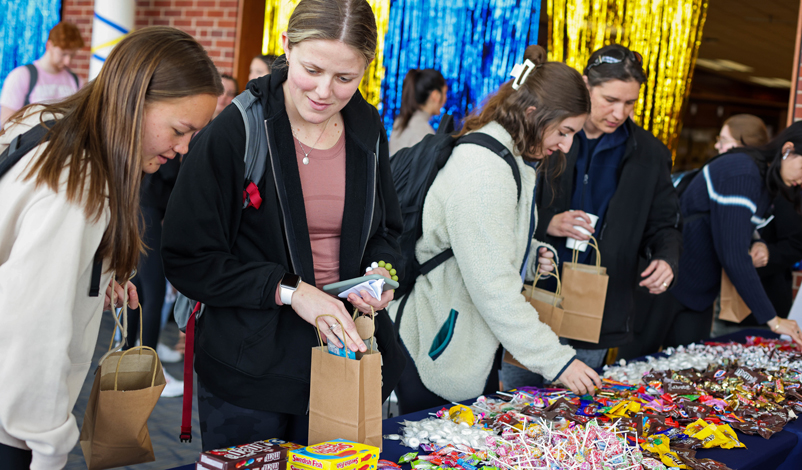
[[61, 0, 239, 81]]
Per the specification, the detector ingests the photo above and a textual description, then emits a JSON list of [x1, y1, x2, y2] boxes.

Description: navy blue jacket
[[671, 153, 775, 323]]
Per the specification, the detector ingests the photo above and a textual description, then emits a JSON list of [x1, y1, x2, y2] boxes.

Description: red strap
[[242, 181, 262, 210], [180, 301, 200, 443]]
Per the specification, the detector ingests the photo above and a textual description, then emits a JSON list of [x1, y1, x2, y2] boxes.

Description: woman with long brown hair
[[0, 27, 221, 469], [388, 45, 602, 414]]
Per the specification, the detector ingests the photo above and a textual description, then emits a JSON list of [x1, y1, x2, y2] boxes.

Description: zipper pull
[[583, 174, 589, 185]]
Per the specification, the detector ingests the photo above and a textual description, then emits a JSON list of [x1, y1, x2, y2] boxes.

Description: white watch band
[[280, 285, 295, 306]]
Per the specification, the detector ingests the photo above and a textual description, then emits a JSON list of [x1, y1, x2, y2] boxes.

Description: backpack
[[23, 64, 80, 106], [0, 120, 103, 295], [390, 130, 522, 333]]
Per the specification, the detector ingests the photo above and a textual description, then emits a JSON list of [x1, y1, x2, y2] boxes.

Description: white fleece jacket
[[388, 121, 576, 402], [0, 110, 112, 469]]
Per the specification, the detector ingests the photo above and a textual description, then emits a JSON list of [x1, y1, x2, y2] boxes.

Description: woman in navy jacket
[[648, 123, 802, 350]]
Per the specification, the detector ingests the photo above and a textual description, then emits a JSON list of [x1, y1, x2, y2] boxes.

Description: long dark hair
[[746, 121, 802, 214], [584, 44, 646, 87], [458, 45, 590, 164], [3, 27, 223, 279], [395, 68, 446, 132]]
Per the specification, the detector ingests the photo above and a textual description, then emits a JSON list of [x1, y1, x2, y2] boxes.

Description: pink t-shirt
[[274, 131, 347, 305], [0, 60, 83, 111], [297, 131, 347, 287]]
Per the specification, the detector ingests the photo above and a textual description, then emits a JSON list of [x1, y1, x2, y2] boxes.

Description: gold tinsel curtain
[[261, 0, 390, 107], [548, 0, 709, 153]]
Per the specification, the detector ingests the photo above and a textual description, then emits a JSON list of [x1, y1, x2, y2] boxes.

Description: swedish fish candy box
[[289, 440, 379, 470]]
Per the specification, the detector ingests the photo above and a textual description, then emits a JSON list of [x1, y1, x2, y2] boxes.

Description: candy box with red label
[[289, 439, 379, 470], [198, 440, 288, 470]]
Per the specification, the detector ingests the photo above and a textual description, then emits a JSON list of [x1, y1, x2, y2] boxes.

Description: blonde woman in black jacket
[[161, 0, 405, 450]]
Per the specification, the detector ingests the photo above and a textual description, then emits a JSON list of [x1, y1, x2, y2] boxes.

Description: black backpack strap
[[89, 256, 103, 297], [68, 70, 80, 89], [455, 133, 522, 200], [0, 121, 54, 179], [23, 64, 37, 106]]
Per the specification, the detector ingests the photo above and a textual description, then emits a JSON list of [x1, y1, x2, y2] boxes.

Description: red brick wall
[[61, 0, 239, 81]]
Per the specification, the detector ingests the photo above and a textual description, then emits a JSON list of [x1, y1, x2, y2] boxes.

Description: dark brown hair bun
[[524, 45, 547, 67]]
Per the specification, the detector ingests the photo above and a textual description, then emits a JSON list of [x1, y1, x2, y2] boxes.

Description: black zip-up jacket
[[161, 66, 405, 414], [535, 119, 682, 349]]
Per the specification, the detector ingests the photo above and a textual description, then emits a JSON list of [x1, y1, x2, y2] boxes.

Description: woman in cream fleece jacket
[[0, 28, 222, 470], [389, 46, 602, 413]]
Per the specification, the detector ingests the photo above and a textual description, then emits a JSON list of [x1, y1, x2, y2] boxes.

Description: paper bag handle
[[103, 271, 141, 363], [313, 314, 348, 349], [533, 266, 562, 296], [571, 235, 603, 272], [111, 346, 160, 390]]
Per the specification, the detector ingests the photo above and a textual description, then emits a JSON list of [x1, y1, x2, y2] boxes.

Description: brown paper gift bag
[[504, 270, 566, 368], [719, 269, 752, 323], [80, 286, 166, 470], [308, 314, 382, 449], [560, 236, 609, 343]]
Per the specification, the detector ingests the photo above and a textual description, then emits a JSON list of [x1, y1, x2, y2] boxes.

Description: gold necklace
[[292, 116, 332, 165]]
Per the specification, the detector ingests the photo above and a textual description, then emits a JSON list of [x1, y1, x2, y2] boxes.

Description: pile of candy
[[603, 337, 802, 384]]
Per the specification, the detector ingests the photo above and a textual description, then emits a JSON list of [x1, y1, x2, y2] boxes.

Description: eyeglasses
[[584, 49, 643, 74]]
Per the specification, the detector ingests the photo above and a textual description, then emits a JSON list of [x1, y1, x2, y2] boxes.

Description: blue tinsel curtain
[[0, 0, 62, 92], [381, 0, 541, 135]]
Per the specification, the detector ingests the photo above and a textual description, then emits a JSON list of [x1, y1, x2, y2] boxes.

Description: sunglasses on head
[[584, 49, 643, 74]]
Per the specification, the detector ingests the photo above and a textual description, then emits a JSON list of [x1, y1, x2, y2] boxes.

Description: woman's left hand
[[639, 259, 674, 294], [347, 267, 395, 313], [537, 247, 555, 273], [104, 280, 139, 310]]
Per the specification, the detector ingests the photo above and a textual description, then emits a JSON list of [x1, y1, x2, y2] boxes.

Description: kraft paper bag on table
[[308, 314, 382, 449], [80, 285, 166, 470], [719, 269, 752, 323], [560, 236, 608, 343], [505, 269, 566, 368]]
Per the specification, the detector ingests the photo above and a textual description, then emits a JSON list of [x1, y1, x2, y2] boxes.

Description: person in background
[[389, 68, 447, 156], [0, 22, 85, 125], [0, 26, 221, 469], [249, 54, 277, 81], [715, 115, 802, 320], [502, 44, 682, 389], [637, 122, 802, 353], [389, 45, 602, 415], [214, 73, 239, 118], [161, 0, 406, 449]]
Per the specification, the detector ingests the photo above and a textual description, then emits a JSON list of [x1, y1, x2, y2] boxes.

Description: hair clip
[[510, 59, 536, 90]]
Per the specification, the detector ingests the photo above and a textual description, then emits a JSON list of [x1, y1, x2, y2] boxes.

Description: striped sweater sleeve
[[704, 166, 776, 323]]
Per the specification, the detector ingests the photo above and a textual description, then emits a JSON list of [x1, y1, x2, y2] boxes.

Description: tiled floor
[[66, 312, 202, 470]]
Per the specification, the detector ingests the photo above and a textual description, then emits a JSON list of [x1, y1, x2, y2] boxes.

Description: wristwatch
[[279, 273, 301, 306]]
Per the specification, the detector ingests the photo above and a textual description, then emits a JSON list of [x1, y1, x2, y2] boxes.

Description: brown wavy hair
[[2, 26, 223, 279], [457, 45, 590, 164]]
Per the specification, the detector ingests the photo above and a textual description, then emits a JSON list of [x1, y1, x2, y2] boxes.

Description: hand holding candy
[[536, 247, 555, 273], [349, 266, 394, 313], [556, 359, 602, 395], [292, 281, 367, 352]]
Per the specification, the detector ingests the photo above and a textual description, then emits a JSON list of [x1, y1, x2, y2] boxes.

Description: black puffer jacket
[[162, 64, 405, 414], [535, 119, 682, 349]]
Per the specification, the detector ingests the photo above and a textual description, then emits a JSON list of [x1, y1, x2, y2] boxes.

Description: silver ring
[[662, 282, 668, 288]]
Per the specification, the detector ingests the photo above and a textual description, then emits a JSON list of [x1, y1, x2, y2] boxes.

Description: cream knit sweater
[[0, 110, 112, 469], [388, 121, 576, 402]]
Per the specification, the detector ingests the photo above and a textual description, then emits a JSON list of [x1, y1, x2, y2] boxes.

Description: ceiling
[[696, 0, 800, 88]]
